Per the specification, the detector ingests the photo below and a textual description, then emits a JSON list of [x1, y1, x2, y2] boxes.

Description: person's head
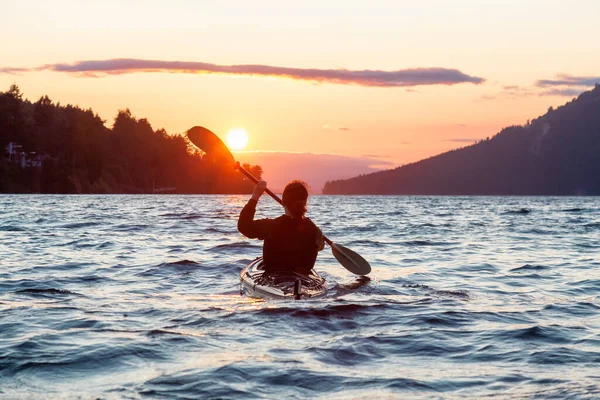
[[282, 180, 309, 219]]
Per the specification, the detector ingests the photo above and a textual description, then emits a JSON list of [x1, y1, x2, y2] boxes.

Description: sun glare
[[226, 128, 249, 151]]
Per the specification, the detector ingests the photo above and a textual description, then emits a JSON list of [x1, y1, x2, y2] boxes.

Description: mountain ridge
[[323, 85, 600, 195]]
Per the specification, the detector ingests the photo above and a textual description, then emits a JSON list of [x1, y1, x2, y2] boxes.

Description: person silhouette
[[238, 180, 324, 275]]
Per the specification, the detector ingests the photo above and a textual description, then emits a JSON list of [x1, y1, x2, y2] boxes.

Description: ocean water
[[1, 194, 599, 399]]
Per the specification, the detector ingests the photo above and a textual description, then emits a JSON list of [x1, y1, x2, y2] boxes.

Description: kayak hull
[[240, 258, 327, 300]]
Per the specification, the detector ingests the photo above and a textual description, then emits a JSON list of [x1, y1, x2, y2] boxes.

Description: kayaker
[[238, 180, 325, 275]]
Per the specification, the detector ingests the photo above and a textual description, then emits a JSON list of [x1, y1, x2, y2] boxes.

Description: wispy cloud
[[537, 88, 585, 97], [0, 67, 30, 74], [536, 74, 600, 88], [323, 124, 351, 131], [480, 77, 593, 100], [1, 58, 485, 88]]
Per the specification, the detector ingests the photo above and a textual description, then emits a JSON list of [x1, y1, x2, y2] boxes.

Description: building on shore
[[5, 142, 47, 168]]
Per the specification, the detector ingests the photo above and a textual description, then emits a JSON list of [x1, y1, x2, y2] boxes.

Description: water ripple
[[0, 194, 599, 398]]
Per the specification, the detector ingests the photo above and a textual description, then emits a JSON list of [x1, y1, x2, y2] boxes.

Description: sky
[[2, 0, 600, 191]]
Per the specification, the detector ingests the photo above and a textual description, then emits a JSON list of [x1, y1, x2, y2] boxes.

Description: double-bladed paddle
[[187, 126, 371, 276]]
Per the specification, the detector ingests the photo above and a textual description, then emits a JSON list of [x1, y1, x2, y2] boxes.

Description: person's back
[[238, 180, 324, 275], [263, 213, 320, 275]]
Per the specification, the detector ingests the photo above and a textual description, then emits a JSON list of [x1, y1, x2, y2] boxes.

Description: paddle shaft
[[236, 162, 333, 246]]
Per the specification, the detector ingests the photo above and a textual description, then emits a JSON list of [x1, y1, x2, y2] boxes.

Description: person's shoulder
[[303, 217, 320, 231]]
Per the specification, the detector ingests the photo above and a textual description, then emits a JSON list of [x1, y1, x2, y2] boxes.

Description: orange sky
[[2, 0, 599, 190]]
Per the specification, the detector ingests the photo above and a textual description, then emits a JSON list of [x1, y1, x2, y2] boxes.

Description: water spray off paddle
[[186, 126, 371, 299]]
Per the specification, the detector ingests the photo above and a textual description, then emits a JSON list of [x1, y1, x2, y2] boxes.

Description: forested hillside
[[324, 85, 600, 195], [0, 85, 261, 194]]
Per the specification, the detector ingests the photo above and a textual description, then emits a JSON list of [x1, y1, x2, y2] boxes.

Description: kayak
[[240, 258, 327, 300]]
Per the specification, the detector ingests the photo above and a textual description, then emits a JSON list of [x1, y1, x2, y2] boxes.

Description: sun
[[226, 128, 249, 151]]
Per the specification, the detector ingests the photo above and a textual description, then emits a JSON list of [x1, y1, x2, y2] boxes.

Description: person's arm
[[316, 227, 325, 251], [238, 181, 272, 240], [306, 218, 325, 251]]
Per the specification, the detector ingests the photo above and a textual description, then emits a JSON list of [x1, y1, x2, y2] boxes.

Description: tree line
[[0, 84, 261, 194]]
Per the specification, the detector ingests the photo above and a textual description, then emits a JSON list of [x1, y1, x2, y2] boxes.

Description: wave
[[60, 222, 101, 229], [135, 259, 203, 277], [5, 342, 165, 378], [457, 263, 498, 273], [530, 347, 600, 364], [543, 302, 600, 316], [583, 222, 600, 229], [402, 283, 470, 300], [113, 223, 150, 232], [353, 225, 379, 232], [95, 241, 114, 249], [309, 344, 386, 367], [182, 213, 204, 220], [346, 239, 385, 247], [141, 365, 388, 398], [15, 288, 83, 297], [0, 225, 26, 232], [504, 208, 532, 215], [145, 329, 204, 340], [209, 242, 257, 251], [374, 210, 406, 216], [159, 212, 181, 218], [510, 264, 550, 272], [205, 227, 235, 234], [494, 325, 577, 345], [402, 240, 456, 246], [252, 303, 388, 318]]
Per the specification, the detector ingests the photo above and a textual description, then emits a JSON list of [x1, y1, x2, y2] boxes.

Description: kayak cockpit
[[240, 258, 327, 300]]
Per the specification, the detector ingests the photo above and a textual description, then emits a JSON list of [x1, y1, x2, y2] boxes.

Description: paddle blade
[[331, 243, 371, 275], [187, 126, 235, 164]]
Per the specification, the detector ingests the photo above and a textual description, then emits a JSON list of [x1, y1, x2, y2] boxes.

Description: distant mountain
[[234, 151, 389, 193], [323, 85, 600, 195]]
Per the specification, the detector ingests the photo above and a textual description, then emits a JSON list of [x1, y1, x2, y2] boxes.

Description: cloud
[[0, 67, 29, 74], [536, 74, 600, 88], [1, 58, 485, 87], [531, 74, 597, 97], [234, 151, 393, 192], [337, 127, 351, 131], [503, 85, 535, 97], [480, 79, 588, 100], [537, 88, 585, 97]]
